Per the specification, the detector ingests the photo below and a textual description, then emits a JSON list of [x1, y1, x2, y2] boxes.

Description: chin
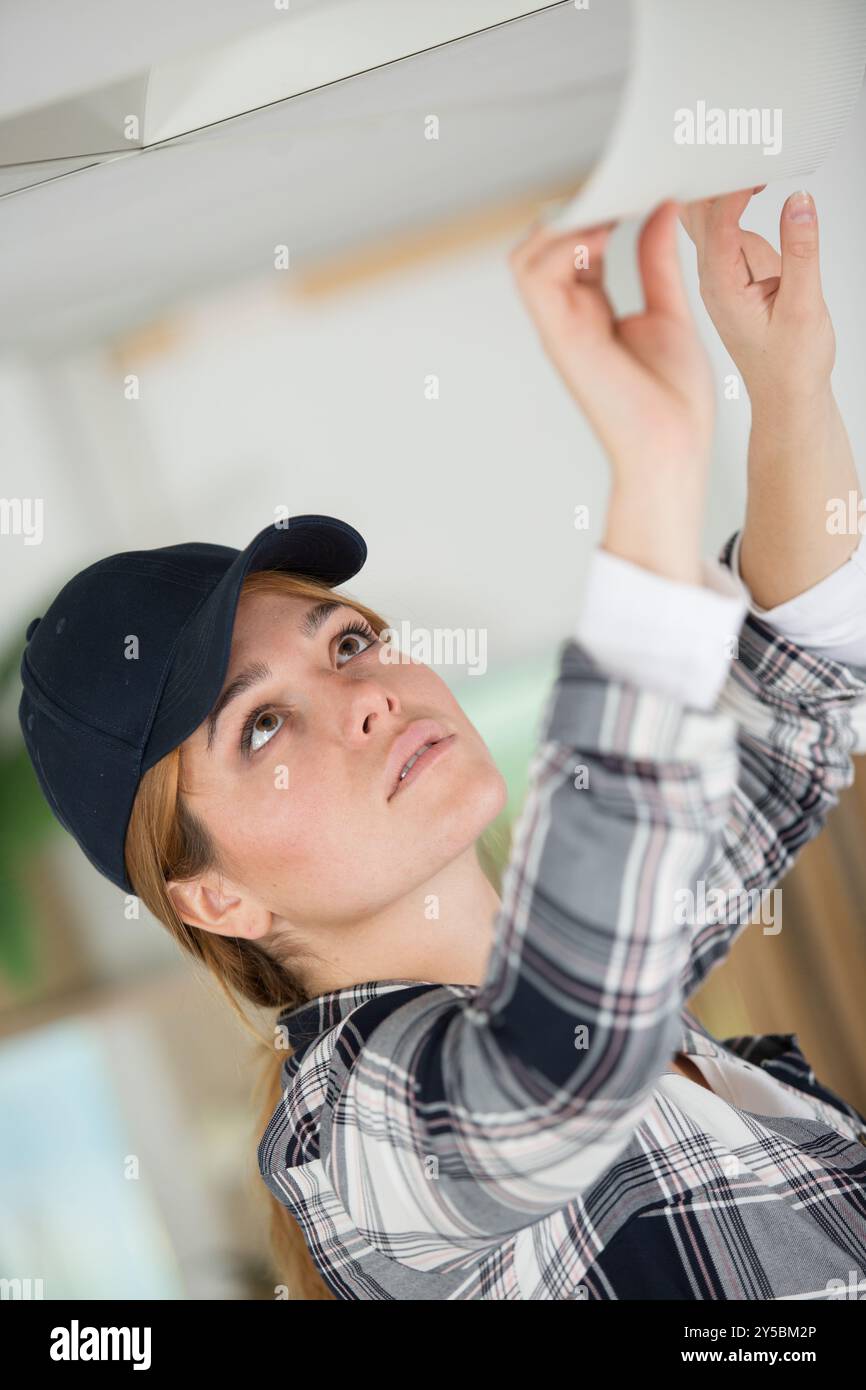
[[447, 759, 509, 843], [481, 762, 509, 822]]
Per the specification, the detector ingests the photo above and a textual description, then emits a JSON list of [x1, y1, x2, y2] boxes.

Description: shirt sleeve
[[570, 533, 866, 1002], [573, 545, 749, 710], [729, 528, 866, 665], [677, 529, 866, 998]]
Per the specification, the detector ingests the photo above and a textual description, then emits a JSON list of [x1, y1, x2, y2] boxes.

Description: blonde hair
[[124, 567, 506, 1299]]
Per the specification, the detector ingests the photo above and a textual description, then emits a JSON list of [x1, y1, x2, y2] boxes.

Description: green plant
[[0, 626, 59, 986]]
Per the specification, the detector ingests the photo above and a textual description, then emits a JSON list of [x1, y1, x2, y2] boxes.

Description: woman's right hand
[[509, 199, 715, 584]]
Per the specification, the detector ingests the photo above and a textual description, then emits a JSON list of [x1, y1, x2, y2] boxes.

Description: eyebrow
[[205, 599, 343, 752]]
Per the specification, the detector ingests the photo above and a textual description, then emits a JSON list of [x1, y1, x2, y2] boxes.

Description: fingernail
[[787, 190, 815, 223]]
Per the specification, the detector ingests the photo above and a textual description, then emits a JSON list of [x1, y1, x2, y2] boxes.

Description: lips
[[385, 718, 450, 801]]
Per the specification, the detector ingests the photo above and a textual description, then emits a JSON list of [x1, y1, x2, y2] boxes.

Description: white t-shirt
[[659, 1050, 865, 1146]]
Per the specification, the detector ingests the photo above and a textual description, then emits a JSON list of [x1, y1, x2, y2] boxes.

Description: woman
[[19, 191, 866, 1300]]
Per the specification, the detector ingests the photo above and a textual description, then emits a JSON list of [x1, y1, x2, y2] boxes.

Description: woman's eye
[[248, 710, 285, 754], [334, 624, 378, 667]]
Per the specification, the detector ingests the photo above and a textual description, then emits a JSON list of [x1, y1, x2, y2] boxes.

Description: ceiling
[[0, 0, 630, 354]]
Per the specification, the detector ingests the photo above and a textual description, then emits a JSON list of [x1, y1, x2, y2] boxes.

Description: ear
[[166, 873, 272, 942]]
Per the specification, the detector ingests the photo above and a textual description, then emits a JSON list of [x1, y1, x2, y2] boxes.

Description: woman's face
[[172, 587, 507, 949]]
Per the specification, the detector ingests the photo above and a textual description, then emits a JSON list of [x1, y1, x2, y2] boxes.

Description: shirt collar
[[277, 978, 441, 1049], [278, 988, 725, 1054]]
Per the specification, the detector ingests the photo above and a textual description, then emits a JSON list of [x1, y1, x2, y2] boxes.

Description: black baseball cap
[[18, 514, 367, 895]]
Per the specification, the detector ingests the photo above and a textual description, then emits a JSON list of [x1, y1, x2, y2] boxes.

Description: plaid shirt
[[258, 532, 866, 1300]]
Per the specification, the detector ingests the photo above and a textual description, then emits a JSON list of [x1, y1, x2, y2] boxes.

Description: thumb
[[776, 190, 822, 317]]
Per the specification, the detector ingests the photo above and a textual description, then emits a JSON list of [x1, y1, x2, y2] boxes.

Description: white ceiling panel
[[0, 0, 630, 355], [0, 0, 321, 121]]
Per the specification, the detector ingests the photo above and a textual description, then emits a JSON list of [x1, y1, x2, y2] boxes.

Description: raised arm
[[671, 189, 866, 994], [679, 186, 863, 606]]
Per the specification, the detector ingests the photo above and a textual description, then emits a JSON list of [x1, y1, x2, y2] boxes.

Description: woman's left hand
[[678, 187, 836, 408], [682, 186, 861, 609]]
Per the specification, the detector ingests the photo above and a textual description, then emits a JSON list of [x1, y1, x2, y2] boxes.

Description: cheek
[[223, 764, 346, 868]]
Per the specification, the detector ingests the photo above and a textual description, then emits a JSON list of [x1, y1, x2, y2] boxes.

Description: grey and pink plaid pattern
[[258, 532, 866, 1299]]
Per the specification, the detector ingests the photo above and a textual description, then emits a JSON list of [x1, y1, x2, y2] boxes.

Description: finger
[[739, 229, 781, 282], [508, 219, 556, 272], [508, 222, 544, 271], [678, 186, 751, 253], [563, 224, 617, 287], [683, 186, 762, 262], [679, 195, 724, 238], [508, 225, 618, 355], [702, 188, 764, 289], [511, 227, 618, 312], [636, 199, 691, 320], [775, 190, 822, 317], [508, 214, 617, 276], [510, 218, 616, 281], [678, 196, 712, 249]]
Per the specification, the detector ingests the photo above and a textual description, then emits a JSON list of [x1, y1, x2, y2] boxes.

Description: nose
[[339, 677, 402, 746]]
